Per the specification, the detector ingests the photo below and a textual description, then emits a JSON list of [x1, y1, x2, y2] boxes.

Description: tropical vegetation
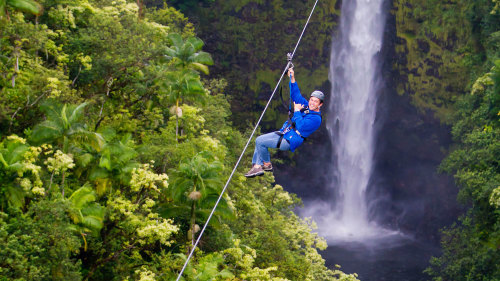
[[393, 0, 500, 280], [0, 0, 357, 280]]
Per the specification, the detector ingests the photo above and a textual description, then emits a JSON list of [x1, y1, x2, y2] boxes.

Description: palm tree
[[0, 0, 42, 21], [31, 101, 104, 196], [159, 34, 212, 142], [31, 101, 104, 153], [156, 69, 206, 142], [164, 33, 214, 75], [67, 184, 105, 251], [168, 152, 231, 249], [88, 131, 138, 195]]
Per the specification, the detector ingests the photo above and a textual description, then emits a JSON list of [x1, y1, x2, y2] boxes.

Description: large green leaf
[[5, 142, 28, 164], [192, 52, 213, 65], [191, 62, 209, 75], [99, 150, 111, 170], [6, 185, 24, 208], [186, 37, 204, 51], [76, 153, 94, 168], [67, 102, 87, 125], [0, 153, 8, 167], [69, 184, 96, 209], [6, 0, 41, 15], [31, 120, 63, 144], [89, 166, 110, 180], [0, 0, 6, 18], [167, 33, 183, 47], [68, 185, 105, 235]]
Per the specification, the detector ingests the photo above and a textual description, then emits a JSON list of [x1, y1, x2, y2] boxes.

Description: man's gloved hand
[[294, 102, 304, 112], [288, 68, 296, 83]]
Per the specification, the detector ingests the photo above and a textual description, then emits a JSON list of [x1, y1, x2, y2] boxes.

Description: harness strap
[[279, 84, 292, 119], [294, 128, 305, 139], [286, 109, 322, 141], [275, 131, 285, 148]]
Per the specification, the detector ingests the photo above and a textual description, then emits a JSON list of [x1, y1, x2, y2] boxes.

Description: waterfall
[[330, 0, 387, 238], [302, 0, 395, 243]]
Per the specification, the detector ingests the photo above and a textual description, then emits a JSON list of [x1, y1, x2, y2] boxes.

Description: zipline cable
[[175, 0, 320, 279]]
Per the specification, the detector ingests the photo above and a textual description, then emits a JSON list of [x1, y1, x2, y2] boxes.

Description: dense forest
[[0, 0, 499, 281], [0, 0, 358, 280], [393, 1, 500, 280]]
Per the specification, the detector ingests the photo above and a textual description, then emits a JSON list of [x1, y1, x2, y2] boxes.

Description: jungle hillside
[[0, 0, 358, 280]]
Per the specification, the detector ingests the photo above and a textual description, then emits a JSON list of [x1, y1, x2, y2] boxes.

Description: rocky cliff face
[[391, 0, 472, 121], [192, 0, 340, 129], [379, 0, 477, 240]]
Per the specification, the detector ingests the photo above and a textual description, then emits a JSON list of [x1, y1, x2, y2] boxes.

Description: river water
[[321, 236, 441, 281]]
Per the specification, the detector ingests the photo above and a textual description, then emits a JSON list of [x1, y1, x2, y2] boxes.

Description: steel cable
[[175, 0, 320, 279]]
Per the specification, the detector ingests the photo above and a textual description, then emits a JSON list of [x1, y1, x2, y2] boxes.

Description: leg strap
[[275, 131, 284, 148]]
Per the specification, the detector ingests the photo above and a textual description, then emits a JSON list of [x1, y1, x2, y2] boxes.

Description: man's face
[[308, 96, 323, 111]]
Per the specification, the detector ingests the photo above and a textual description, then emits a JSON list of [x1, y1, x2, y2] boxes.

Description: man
[[244, 68, 324, 177]]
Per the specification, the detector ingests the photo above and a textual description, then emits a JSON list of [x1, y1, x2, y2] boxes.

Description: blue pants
[[252, 132, 290, 165]]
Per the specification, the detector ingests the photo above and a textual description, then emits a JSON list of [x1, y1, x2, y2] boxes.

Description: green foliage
[[167, 152, 231, 245], [177, 252, 235, 281], [393, 3, 500, 277], [0, 13, 78, 133], [0, 0, 353, 280], [31, 101, 104, 153], [427, 43, 500, 281], [146, 2, 195, 36], [0, 0, 42, 21], [394, 0, 500, 122], [87, 130, 138, 195], [165, 0, 215, 13], [164, 33, 214, 75], [0, 135, 43, 210], [170, 152, 223, 203], [0, 199, 82, 280], [156, 69, 206, 107], [67, 184, 105, 250], [156, 32, 212, 141], [425, 217, 500, 281]]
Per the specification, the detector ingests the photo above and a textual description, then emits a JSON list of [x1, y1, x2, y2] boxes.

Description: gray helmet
[[311, 90, 325, 102]]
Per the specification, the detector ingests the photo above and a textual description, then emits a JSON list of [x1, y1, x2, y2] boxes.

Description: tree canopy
[[0, 0, 357, 280]]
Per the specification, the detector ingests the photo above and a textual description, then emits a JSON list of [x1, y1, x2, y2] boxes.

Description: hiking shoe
[[244, 166, 264, 178], [263, 163, 273, 172]]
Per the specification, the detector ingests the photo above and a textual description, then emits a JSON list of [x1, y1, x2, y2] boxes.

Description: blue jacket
[[279, 82, 322, 152]]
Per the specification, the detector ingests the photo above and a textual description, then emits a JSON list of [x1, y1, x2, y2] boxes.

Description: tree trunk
[[190, 200, 196, 244], [175, 99, 179, 142], [136, 0, 144, 20], [11, 46, 19, 87], [72, 66, 82, 87], [61, 170, 66, 198], [49, 171, 55, 194]]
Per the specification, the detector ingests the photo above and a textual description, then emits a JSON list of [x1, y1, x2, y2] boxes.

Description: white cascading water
[[303, 0, 395, 242]]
